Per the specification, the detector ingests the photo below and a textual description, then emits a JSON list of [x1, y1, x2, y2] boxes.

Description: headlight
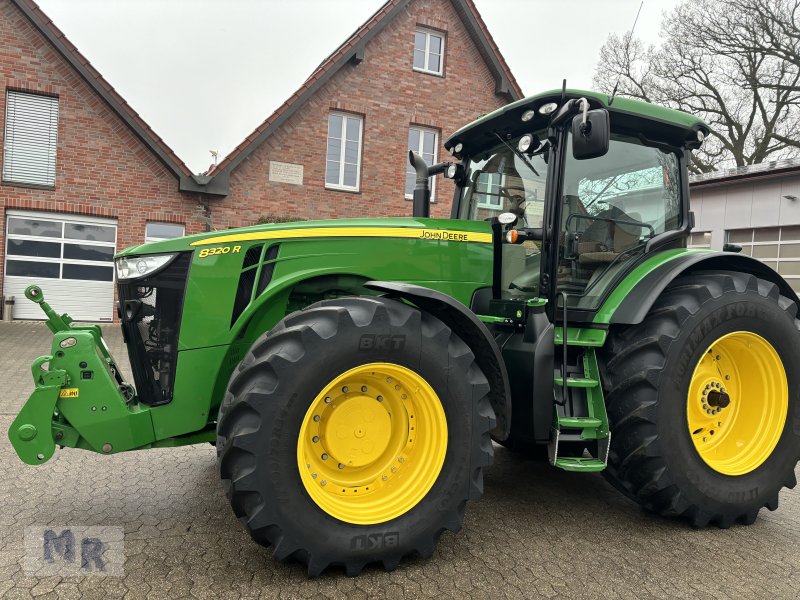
[[518, 134, 534, 153], [115, 253, 175, 281], [539, 102, 558, 115]]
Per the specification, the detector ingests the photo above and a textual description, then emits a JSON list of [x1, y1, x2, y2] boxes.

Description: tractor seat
[[577, 211, 642, 266]]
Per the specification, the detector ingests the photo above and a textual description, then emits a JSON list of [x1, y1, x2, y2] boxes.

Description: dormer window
[[413, 28, 444, 76]]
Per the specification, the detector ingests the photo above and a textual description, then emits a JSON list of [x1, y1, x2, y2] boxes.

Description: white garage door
[[727, 226, 800, 294], [4, 210, 117, 321]]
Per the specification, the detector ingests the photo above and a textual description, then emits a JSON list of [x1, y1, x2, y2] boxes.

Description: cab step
[[554, 457, 607, 472], [553, 376, 599, 388], [558, 416, 602, 429]]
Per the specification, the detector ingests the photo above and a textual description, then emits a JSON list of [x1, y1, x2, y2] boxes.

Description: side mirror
[[572, 108, 610, 160]]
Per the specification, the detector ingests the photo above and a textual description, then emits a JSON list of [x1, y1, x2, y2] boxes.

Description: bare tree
[[593, 0, 800, 173]]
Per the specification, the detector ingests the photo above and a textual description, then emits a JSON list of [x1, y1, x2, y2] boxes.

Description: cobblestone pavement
[[1, 321, 799, 599]]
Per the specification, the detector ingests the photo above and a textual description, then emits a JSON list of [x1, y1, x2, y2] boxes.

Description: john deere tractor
[[10, 90, 800, 576]]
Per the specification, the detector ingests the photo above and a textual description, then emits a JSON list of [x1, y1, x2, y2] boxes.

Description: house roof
[[208, 0, 523, 184], [9, 0, 210, 193], [690, 158, 800, 189]]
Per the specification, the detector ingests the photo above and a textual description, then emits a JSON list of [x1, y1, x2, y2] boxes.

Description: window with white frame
[[413, 28, 444, 75], [688, 231, 711, 249], [727, 226, 800, 292], [145, 222, 185, 243], [325, 113, 363, 191], [475, 173, 504, 210], [3, 90, 59, 187], [405, 127, 438, 199]]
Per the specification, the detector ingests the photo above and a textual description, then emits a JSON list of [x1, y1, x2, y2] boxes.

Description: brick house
[[0, 0, 520, 321], [0, 0, 215, 321], [206, 0, 522, 228]]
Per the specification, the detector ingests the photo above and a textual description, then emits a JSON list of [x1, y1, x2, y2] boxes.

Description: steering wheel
[[500, 186, 527, 222]]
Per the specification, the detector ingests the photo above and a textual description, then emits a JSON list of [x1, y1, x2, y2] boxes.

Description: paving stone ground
[[1, 321, 799, 599]]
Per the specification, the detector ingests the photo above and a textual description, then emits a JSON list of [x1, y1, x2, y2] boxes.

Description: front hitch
[[8, 286, 155, 465], [8, 355, 68, 464]]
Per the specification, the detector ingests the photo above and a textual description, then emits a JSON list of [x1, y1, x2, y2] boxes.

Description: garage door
[[727, 226, 800, 294], [4, 210, 117, 321]]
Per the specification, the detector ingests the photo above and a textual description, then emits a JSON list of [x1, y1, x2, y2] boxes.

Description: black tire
[[217, 296, 494, 575], [601, 271, 800, 527]]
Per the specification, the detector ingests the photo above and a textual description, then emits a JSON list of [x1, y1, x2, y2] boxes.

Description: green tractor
[[10, 89, 800, 576]]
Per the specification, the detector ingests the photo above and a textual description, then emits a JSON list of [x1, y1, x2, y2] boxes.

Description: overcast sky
[[35, 0, 681, 173]]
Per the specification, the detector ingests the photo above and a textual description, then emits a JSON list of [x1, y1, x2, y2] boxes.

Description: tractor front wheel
[[217, 296, 494, 575], [602, 271, 800, 527]]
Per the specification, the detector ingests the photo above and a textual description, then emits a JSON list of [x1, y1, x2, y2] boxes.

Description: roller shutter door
[[4, 210, 117, 321]]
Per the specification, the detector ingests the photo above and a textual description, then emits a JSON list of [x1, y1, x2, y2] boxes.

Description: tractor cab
[[446, 89, 708, 320]]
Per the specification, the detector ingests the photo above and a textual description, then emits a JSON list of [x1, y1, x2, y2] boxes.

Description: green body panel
[[173, 217, 494, 424], [593, 248, 713, 324], [150, 345, 230, 439]]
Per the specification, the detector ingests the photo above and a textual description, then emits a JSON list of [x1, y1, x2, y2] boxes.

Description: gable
[[210, 0, 521, 186]]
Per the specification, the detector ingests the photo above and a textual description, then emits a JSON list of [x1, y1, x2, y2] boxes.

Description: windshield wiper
[[492, 132, 539, 177]]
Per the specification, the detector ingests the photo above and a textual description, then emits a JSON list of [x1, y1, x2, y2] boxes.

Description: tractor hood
[[116, 217, 493, 258]]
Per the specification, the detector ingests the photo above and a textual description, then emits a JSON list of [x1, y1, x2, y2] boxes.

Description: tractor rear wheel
[[601, 271, 800, 527], [217, 296, 494, 575]]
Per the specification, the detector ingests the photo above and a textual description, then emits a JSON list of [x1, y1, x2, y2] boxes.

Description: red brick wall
[[0, 0, 204, 310], [216, 0, 510, 229]]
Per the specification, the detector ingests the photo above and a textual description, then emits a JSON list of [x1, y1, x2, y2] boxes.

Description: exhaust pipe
[[408, 151, 430, 218]]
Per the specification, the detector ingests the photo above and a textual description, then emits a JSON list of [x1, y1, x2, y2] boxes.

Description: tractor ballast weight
[[10, 89, 800, 576]]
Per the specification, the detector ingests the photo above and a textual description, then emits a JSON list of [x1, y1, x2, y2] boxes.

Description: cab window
[[560, 133, 682, 308]]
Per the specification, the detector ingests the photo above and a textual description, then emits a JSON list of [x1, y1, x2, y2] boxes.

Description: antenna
[[609, 0, 644, 106], [560, 78, 567, 107]]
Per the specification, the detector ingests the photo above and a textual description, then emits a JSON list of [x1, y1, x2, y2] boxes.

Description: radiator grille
[[118, 252, 191, 406]]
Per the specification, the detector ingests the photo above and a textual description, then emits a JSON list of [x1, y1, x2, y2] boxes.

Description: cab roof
[[445, 89, 710, 155]]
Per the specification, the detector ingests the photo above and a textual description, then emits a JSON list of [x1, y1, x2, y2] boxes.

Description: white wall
[[690, 173, 800, 250]]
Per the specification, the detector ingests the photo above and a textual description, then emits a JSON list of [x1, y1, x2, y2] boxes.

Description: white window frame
[[405, 127, 438, 201], [325, 112, 363, 192], [3, 90, 59, 187], [475, 173, 504, 210], [145, 222, 185, 243], [687, 231, 712, 249], [413, 28, 445, 76]]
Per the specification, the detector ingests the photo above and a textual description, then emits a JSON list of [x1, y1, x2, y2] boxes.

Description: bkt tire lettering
[[358, 334, 406, 351], [350, 532, 400, 551]]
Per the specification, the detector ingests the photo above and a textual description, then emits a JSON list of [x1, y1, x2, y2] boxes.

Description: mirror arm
[[427, 161, 451, 176]]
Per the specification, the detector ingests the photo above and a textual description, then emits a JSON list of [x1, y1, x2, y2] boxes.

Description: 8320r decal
[[198, 245, 241, 258]]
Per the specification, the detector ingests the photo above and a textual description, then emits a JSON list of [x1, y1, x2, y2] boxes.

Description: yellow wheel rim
[[297, 362, 448, 524], [687, 331, 788, 476]]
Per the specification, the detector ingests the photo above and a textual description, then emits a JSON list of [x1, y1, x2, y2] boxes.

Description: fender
[[364, 281, 512, 441], [599, 250, 800, 325]]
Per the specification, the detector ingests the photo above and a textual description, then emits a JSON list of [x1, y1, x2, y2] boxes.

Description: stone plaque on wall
[[268, 161, 304, 185]]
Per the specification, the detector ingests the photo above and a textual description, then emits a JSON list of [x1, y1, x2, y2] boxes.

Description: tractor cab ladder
[[549, 292, 610, 473]]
